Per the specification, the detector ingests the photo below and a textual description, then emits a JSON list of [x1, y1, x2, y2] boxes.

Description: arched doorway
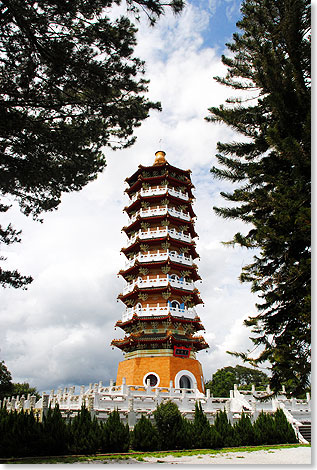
[[179, 375, 192, 389]]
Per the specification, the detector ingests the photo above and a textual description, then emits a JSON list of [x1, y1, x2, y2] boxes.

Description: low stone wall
[[1, 380, 310, 442]]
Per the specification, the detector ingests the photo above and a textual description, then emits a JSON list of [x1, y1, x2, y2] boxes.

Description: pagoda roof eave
[[121, 238, 199, 260], [125, 161, 192, 186], [115, 314, 204, 328], [111, 334, 209, 352], [118, 262, 201, 281], [122, 214, 198, 237], [118, 287, 203, 304], [126, 174, 195, 195]]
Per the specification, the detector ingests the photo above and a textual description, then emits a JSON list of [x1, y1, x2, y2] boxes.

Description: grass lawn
[[0, 443, 310, 464]]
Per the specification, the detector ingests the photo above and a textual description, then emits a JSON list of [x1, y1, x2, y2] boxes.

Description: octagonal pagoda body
[[112, 151, 208, 392]]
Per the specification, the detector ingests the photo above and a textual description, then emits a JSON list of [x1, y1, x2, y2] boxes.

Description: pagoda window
[[170, 300, 180, 310], [169, 274, 178, 281], [179, 375, 192, 389], [136, 303, 142, 311]]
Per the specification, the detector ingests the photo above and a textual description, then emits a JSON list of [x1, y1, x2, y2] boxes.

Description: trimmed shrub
[[42, 404, 69, 455], [153, 400, 185, 450], [130, 415, 158, 451], [273, 408, 298, 444], [69, 405, 100, 454], [101, 409, 129, 453], [192, 401, 211, 448], [253, 411, 276, 445], [210, 424, 222, 449], [234, 412, 255, 446], [213, 410, 237, 447]]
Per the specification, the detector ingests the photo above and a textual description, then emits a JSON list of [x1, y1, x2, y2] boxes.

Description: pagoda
[[112, 151, 208, 392]]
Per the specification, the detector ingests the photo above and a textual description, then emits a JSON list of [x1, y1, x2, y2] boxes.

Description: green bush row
[[0, 401, 297, 458]]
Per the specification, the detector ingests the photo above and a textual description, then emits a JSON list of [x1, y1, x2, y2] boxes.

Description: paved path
[[77, 446, 311, 465]]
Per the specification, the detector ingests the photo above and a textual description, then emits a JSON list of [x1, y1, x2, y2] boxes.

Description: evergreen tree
[[273, 408, 297, 444], [42, 404, 69, 455], [101, 409, 129, 453], [192, 401, 211, 448], [233, 412, 255, 446], [130, 414, 158, 451], [153, 400, 185, 450], [206, 0, 311, 396], [69, 405, 100, 454], [0, 0, 184, 288], [0, 360, 13, 400], [213, 410, 237, 448], [253, 411, 276, 445], [205, 365, 269, 397]]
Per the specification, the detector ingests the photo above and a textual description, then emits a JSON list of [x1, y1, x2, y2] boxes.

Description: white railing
[[126, 227, 192, 247], [122, 305, 197, 322], [168, 207, 190, 221], [123, 275, 194, 295], [129, 206, 190, 223], [124, 250, 193, 268], [168, 187, 189, 201], [130, 186, 188, 202], [130, 206, 167, 223]]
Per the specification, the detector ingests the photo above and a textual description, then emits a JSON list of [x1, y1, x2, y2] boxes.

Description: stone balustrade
[[129, 207, 190, 224], [123, 275, 194, 295], [124, 250, 193, 269], [126, 228, 192, 247], [130, 186, 189, 203], [1, 381, 310, 444], [122, 305, 198, 322]]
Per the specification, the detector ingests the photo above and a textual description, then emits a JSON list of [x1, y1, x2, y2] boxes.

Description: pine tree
[[130, 415, 158, 451], [69, 405, 100, 454], [213, 410, 237, 448], [101, 409, 129, 453], [273, 408, 297, 444], [0, 0, 184, 288], [42, 404, 69, 455], [234, 412, 255, 446], [192, 401, 211, 448], [253, 411, 276, 445], [153, 400, 184, 450], [206, 0, 311, 396]]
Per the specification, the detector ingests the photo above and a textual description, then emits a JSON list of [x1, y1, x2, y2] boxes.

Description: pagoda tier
[[122, 214, 199, 239], [119, 259, 201, 282], [113, 151, 208, 392], [121, 239, 199, 261], [112, 332, 208, 353], [115, 313, 205, 332]]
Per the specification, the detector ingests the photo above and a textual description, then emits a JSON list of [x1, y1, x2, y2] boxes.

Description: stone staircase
[[298, 424, 311, 443]]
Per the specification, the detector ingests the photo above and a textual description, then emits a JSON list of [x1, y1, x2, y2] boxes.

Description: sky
[[0, 0, 263, 393]]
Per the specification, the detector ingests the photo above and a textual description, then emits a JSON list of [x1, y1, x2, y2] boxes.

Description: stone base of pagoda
[[115, 351, 205, 393]]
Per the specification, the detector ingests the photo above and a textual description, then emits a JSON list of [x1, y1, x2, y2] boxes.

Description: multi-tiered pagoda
[[112, 151, 208, 392]]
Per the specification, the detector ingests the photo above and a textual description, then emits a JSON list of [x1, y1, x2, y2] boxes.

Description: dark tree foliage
[[273, 408, 297, 444], [101, 409, 130, 452], [0, 0, 184, 288], [233, 412, 254, 446], [130, 414, 158, 451], [206, 0, 311, 396], [253, 411, 277, 445], [69, 405, 100, 454], [192, 401, 211, 448], [153, 400, 185, 450], [11, 382, 40, 401], [0, 360, 13, 401], [213, 410, 237, 447], [205, 365, 269, 397], [42, 404, 69, 455]]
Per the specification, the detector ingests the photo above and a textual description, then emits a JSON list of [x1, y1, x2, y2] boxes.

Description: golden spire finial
[[154, 150, 166, 165]]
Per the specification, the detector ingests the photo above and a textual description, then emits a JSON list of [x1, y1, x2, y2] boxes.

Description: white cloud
[[0, 2, 260, 391]]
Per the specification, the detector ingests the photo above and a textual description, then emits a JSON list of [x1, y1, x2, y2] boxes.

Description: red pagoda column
[[112, 151, 208, 392]]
